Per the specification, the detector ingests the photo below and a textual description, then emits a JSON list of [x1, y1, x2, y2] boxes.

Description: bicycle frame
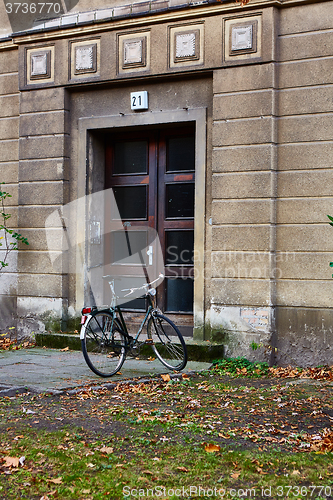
[[115, 293, 156, 346], [80, 274, 188, 376], [81, 291, 156, 350]]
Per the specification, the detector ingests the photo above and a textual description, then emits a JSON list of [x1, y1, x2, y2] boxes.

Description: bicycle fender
[[80, 315, 92, 339]]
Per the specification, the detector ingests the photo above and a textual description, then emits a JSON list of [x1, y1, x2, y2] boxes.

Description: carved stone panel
[[232, 24, 253, 51], [123, 38, 146, 67], [169, 24, 204, 68], [224, 16, 261, 61], [175, 32, 197, 59], [70, 39, 100, 80], [74, 44, 97, 74], [31, 51, 50, 78], [26, 46, 54, 85], [118, 32, 150, 74]]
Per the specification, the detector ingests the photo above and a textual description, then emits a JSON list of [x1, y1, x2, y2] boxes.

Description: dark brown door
[[105, 126, 195, 321]]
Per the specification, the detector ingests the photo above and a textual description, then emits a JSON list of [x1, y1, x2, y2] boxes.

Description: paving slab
[[0, 348, 212, 395]]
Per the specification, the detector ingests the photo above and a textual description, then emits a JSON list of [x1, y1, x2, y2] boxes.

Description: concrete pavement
[[0, 347, 212, 396]]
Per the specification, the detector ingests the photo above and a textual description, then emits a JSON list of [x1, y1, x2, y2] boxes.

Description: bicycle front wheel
[[81, 312, 126, 377], [147, 313, 187, 371]]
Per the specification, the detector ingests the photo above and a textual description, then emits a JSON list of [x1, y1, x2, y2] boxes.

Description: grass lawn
[[0, 363, 332, 500]]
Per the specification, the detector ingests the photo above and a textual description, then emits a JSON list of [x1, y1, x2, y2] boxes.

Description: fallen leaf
[[291, 470, 301, 476], [161, 374, 171, 382], [86, 463, 95, 468], [4, 456, 19, 467], [182, 373, 190, 379], [49, 477, 62, 484], [100, 446, 113, 454], [231, 473, 240, 479], [60, 347, 69, 352], [177, 466, 189, 472], [143, 470, 154, 475], [82, 490, 91, 494], [204, 444, 221, 453]]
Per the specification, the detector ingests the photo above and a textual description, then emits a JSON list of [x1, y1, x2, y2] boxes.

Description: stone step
[[35, 332, 224, 363]]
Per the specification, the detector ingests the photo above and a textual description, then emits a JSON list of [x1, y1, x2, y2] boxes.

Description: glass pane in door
[[166, 278, 194, 312], [166, 183, 194, 219], [111, 230, 148, 264], [114, 141, 148, 174], [113, 185, 147, 219], [166, 230, 194, 265], [167, 136, 195, 172]]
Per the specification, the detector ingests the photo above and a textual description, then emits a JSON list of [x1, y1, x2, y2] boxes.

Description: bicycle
[[79, 274, 188, 377]]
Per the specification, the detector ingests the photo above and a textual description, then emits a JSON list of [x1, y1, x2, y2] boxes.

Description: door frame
[[77, 108, 206, 340]]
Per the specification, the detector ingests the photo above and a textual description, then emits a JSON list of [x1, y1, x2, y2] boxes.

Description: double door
[[105, 126, 195, 317]]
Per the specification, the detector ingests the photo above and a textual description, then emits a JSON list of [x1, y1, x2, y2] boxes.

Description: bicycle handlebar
[[121, 273, 164, 297]]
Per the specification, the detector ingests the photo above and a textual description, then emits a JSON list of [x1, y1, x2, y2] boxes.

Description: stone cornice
[[6, 0, 281, 44]]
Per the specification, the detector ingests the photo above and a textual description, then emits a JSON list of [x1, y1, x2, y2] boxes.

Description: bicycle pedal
[[145, 339, 154, 345]]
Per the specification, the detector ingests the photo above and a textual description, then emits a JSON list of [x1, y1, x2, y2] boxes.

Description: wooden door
[[105, 126, 195, 331]]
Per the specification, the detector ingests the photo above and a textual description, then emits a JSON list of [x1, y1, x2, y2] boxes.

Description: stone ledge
[[35, 332, 224, 363], [11, 0, 212, 36]]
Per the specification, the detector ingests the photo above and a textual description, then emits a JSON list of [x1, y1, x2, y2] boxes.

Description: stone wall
[[275, 1, 333, 366], [16, 87, 70, 340], [209, 2, 333, 366], [0, 0, 332, 365], [0, 45, 19, 335]]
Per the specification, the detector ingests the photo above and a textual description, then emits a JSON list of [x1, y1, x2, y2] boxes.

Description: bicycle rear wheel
[[147, 313, 187, 371], [81, 312, 126, 377]]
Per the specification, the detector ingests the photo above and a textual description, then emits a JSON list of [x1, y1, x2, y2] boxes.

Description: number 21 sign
[[131, 91, 148, 110]]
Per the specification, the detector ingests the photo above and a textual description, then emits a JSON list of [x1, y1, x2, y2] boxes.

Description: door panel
[[105, 126, 195, 319]]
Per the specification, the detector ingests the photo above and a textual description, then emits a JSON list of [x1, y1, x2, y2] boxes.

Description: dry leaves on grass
[[269, 365, 333, 381], [177, 466, 189, 472], [48, 477, 62, 484], [204, 443, 221, 453], [100, 446, 113, 454], [0, 336, 35, 351], [307, 429, 333, 452], [3, 456, 20, 468]]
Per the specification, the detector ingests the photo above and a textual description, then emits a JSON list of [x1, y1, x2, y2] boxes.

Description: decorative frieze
[[169, 24, 204, 68], [123, 38, 146, 67], [224, 16, 261, 61], [75, 44, 97, 73], [26, 46, 54, 85], [231, 24, 254, 51], [118, 32, 150, 74], [70, 39, 100, 79]]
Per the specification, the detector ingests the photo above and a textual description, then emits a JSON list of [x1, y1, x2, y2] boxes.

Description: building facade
[[0, 0, 333, 366]]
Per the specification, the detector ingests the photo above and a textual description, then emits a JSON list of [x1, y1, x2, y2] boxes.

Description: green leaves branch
[[0, 183, 29, 274]]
